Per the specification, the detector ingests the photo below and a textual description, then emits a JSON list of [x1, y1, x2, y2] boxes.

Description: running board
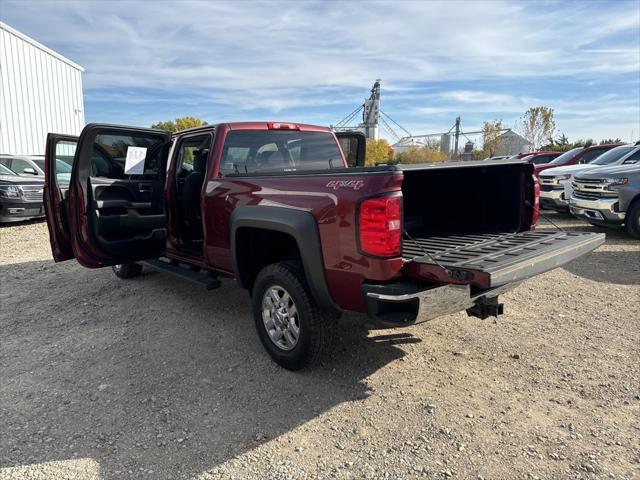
[[139, 259, 221, 290]]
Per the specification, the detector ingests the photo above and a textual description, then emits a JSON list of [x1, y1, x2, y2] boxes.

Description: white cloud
[[2, 0, 638, 140]]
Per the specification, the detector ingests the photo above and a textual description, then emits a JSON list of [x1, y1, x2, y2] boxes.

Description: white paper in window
[[124, 146, 147, 175]]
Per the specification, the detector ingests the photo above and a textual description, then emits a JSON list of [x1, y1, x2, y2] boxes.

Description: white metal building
[[0, 22, 85, 156]]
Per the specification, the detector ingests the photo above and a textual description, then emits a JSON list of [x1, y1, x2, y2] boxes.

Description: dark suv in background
[[0, 163, 45, 223]]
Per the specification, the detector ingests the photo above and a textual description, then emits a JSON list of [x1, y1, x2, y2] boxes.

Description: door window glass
[[532, 155, 552, 164], [91, 133, 167, 179], [623, 149, 640, 163], [10, 158, 33, 175], [55, 140, 76, 187], [176, 134, 212, 175], [580, 149, 606, 163], [338, 136, 359, 167]]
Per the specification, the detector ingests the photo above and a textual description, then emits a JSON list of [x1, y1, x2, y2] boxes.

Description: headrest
[[193, 150, 207, 173]]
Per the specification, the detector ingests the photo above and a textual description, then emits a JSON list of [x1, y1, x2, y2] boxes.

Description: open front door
[[335, 131, 366, 167], [44, 133, 78, 261], [67, 124, 172, 268]]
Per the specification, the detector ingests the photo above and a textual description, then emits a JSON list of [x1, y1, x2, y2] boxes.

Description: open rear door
[[66, 124, 172, 268], [335, 131, 366, 167], [44, 133, 78, 261]]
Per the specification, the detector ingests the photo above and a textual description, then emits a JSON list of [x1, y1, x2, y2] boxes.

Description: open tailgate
[[402, 231, 605, 289]]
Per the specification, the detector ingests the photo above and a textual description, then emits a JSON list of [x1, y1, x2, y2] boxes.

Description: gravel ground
[[1, 214, 638, 480]]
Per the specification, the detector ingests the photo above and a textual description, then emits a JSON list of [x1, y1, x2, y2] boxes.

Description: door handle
[[139, 184, 153, 193]]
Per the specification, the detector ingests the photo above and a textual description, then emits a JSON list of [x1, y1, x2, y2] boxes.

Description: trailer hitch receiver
[[466, 296, 504, 320]]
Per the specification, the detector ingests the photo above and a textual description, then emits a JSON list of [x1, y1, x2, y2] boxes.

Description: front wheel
[[112, 263, 143, 279], [625, 201, 640, 238], [252, 261, 336, 370]]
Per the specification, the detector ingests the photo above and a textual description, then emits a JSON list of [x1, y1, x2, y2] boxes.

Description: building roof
[[0, 21, 84, 72], [498, 130, 531, 145]]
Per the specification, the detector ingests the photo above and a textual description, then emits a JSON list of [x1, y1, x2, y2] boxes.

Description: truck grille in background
[[572, 179, 616, 201], [20, 185, 44, 202], [539, 177, 562, 191]]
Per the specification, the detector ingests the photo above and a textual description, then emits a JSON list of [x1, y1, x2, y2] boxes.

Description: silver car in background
[[539, 143, 640, 211]]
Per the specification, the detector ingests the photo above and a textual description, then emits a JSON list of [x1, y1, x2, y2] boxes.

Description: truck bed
[[402, 230, 605, 289]]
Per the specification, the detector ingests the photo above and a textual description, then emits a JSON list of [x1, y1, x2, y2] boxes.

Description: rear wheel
[[112, 263, 143, 279], [625, 200, 640, 238], [252, 261, 336, 370]]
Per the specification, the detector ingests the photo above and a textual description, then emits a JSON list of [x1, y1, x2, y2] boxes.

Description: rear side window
[[220, 130, 343, 175], [580, 148, 608, 163]]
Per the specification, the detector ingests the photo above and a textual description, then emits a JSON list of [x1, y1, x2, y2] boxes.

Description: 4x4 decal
[[326, 180, 365, 191]]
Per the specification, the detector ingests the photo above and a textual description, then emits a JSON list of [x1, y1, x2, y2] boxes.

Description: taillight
[[358, 195, 402, 257], [267, 122, 299, 130], [532, 174, 540, 226]]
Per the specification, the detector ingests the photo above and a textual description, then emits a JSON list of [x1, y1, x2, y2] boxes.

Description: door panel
[[44, 133, 78, 262], [69, 124, 171, 267], [336, 131, 366, 167]]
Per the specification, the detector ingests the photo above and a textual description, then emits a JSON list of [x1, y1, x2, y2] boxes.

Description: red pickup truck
[[44, 122, 604, 369], [534, 143, 622, 176]]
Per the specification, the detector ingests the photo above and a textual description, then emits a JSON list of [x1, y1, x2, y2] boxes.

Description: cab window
[[220, 130, 342, 175]]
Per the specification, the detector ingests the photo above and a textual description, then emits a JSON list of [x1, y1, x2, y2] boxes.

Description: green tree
[[151, 116, 207, 132], [472, 149, 486, 160], [557, 133, 569, 146], [599, 138, 622, 145], [519, 107, 556, 150], [365, 139, 393, 166], [482, 119, 504, 157], [541, 132, 570, 152], [395, 147, 447, 164]]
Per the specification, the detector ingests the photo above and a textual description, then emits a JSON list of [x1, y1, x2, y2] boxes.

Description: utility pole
[[453, 116, 461, 160]]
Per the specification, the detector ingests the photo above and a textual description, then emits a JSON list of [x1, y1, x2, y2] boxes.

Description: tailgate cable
[[403, 230, 474, 282], [525, 199, 565, 232], [403, 230, 450, 272]]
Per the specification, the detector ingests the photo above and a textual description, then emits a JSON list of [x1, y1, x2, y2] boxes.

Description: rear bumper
[[0, 202, 45, 222], [569, 197, 625, 224], [540, 189, 568, 210], [362, 281, 518, 327]]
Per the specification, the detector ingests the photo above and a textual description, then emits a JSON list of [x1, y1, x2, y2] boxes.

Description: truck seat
[[261, 150, 290, 171], [181, 150, 207, 239]]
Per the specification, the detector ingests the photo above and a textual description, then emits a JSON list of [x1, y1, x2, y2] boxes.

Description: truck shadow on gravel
[[537, 213, 640, 285], [562, 250, 640, 285], [0, 260, 415, 479]]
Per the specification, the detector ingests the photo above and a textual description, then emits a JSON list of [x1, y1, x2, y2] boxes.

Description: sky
[[2, 0, 639, 144]]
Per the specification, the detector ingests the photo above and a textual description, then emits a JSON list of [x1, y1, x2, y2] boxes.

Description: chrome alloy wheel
[[261, 285, 300, 351]]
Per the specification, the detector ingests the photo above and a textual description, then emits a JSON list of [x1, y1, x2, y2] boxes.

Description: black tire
[[251, 261, 336, 370], [112, 263, 143, 279], [625, 200, 640, 238]]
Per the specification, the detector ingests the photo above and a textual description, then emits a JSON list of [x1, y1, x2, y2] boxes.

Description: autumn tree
[[152, 116, 207, 132], [482, 119, 504, 157], [519, 107, 555, 150], [365, 139, 393, 166], [395, 147, 447, 164]]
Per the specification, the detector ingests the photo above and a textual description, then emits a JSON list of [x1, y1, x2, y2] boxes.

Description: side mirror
[[23, 167, 38, 175]]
